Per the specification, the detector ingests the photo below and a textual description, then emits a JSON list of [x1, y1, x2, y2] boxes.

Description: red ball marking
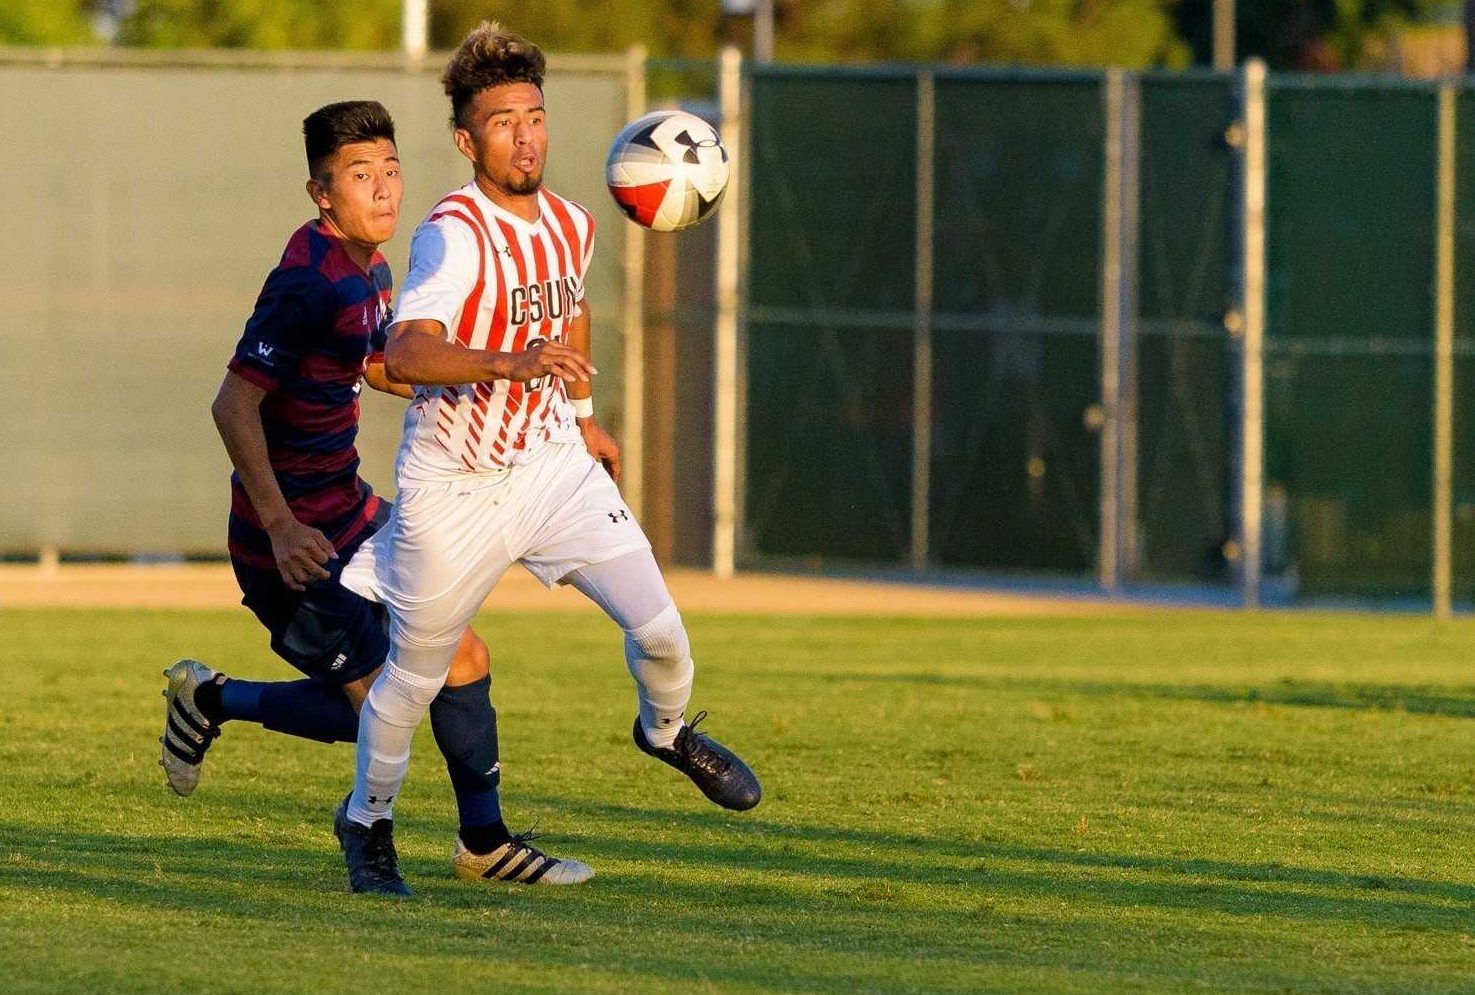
[[610, 179, 672, 229]]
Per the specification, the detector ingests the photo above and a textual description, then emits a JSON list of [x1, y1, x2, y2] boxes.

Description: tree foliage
[[0, 0, 96, 45], [19, 0, 1457, 72], [118, 0, 402, 49], [424, 0, 1189, 68]]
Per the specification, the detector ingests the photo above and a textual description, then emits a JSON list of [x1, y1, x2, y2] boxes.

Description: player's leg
[[339, 481, 509, 894], [520, 445, 758, 811], [432, 631, 593, 885], [160, 661, 360, 794], [159, 564, 363, 796], [561, 549, 760, 812], [426, 630, 508, 850]]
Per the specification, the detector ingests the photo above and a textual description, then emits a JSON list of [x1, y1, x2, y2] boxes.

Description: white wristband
[[572, 396, 594, 419]]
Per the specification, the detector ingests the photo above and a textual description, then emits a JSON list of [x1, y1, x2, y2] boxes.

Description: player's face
[[455, 83, 547, 200], [309, 138, 402, 252]]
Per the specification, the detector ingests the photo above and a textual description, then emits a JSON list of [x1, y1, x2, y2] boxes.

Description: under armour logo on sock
[[368, 794, 394, 805]]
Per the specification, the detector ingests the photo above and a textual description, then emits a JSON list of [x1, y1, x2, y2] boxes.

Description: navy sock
[[217, 677, 359, 744], [429, 675, 508, 847]]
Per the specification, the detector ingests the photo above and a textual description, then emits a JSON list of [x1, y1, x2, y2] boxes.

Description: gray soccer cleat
[[158, 659, 221, 797], [452, 834, 595, 885]]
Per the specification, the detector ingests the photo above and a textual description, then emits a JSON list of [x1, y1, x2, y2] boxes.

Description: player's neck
[[317, 215, 377, 272], [474, 174, 541, 223]]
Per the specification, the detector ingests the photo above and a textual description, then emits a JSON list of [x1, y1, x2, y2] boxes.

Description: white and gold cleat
[[452, 835, 594, 885], [158, 659, 221, 797]]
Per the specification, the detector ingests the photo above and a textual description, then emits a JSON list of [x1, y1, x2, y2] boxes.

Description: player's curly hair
[[442, 21, 546, 129]]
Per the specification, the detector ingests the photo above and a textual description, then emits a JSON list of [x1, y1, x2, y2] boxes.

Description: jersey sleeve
[[394, 215, 483, 339], [566, 206, 593, 317], [579, 217, 595, 286], [227, 266, 336, 392], [367, 260, 393, 365]]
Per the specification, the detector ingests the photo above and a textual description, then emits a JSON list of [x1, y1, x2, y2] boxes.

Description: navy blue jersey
[[226, 220, 392, 568]]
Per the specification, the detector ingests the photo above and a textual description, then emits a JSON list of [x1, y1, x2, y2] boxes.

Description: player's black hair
[[302, 100, 396, 180], [442, 21, 546, 129]]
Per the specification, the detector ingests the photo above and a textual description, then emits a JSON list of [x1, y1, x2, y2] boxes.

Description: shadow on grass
[[820, 672, 1475, 718], [4, 802, 1475, 991], [506, 796, 1475, 923]]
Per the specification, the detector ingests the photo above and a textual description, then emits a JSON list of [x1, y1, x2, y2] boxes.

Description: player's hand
[[267, 518, 337, 592], [579, 417, 622, 483], [505, 341, 596, 384]]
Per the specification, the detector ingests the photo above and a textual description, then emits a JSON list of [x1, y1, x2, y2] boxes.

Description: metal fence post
[[1099, 69, 1140, 591], [1120, 72, 1142, 582], [1434, 83, 1457, 618], [713, 47, 744, 578], [1099, 70, 1123, 592], [1238, 59, 1268, 607], [621, 46, 648, 523], [910, 71, 936, 571]]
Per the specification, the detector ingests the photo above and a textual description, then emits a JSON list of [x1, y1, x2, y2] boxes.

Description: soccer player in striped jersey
[[159, 100, 590, 894], [333, 23, 760, 894]]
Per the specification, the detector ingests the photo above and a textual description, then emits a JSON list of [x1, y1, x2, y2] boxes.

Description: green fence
[[1135, 74, 1236, 584], [1263, 79, 1439, 600], [0, 48, 629, 555], [10, 49, 1475, 610], [740, 63, 1475, 608]]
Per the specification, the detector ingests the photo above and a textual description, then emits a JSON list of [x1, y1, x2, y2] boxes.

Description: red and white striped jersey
[[393, 182, 596, 485]]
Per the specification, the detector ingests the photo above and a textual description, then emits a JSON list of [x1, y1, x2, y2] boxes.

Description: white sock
[[625, 603, 694, 749], [346, 660, 447, 826]]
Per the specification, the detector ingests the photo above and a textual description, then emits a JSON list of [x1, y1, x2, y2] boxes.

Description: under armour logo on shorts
[[608, 510, 629, 523]]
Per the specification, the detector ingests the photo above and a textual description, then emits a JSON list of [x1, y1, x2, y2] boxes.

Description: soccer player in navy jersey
[[159, 100, 590, 893]]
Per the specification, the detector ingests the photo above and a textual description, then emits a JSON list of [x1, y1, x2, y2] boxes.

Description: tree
[[0, 0, 97, 45], [780, 0, 1190, 68], [119, 0, 401, 49], [1174, 0, 1439, 69]]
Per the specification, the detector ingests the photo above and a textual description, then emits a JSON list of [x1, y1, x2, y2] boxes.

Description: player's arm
[[211, 373, 338, 591], [363, 360, 414, 399], [563, 303, 621, 483], [383, 319, 596, 386]]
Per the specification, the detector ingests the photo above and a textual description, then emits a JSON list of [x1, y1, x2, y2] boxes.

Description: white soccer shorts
[[340, 441, 651, 648]]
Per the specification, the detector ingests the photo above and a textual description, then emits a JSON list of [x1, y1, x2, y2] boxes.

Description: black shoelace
[[363, 822, 401, 875], [676, 711, 731, 776], [510, 822, 546, 852]]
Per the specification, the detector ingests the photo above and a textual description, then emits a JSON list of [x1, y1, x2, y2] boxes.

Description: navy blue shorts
[[232, 503, 391, 686]]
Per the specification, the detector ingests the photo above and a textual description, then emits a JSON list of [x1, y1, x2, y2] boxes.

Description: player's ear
[[306, 176, 331, 211], [453, 127, 476, 165]]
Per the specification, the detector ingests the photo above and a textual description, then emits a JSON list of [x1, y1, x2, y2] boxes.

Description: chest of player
[[505, 275, 581, 327], [300, 294, 389, 385], [468, 222, 583, 337]]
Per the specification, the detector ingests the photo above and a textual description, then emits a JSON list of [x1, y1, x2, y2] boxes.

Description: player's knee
[[380, 666, 442, 713], [373, 661, 445, 716], [447, 630, 490, 687], [624, 602, 690, 668]]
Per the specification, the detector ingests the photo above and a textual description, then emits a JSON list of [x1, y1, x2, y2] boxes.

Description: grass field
[[4, 605, 1475, 993]]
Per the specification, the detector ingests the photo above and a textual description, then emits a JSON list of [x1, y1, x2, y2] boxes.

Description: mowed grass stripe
[[2, 607, 1475, 993]]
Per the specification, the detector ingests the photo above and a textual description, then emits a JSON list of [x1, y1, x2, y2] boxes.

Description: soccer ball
[[605, 109, 729, 232]]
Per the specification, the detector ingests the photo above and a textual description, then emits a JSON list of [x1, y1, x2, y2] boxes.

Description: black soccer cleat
[[333, 795, 412, 897], [634, 710, 761, 811]]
